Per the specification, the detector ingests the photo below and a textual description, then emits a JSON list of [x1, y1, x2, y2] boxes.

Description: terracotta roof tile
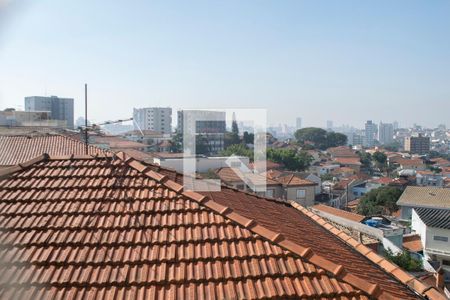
[[0, 154, 380, 299], [0, 135, 105, 167], [312, 204, 365, 223], [275, 174, 317, 187]]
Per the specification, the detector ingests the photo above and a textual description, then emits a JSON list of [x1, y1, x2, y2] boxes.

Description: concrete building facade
[[25, 96, 74, 128], [133, 107, 172, 134], [378, 122, 394, 145], [405, 135, 431, 155]]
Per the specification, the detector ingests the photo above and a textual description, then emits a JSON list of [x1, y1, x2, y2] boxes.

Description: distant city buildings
[[378, 122, 394, 145], [177, 110, 226, 154], [133, 107, 172, 134], [296, 117, 302, 130], [25, 96, 74, 128], [364, 120, 377, 147], [326, 120, 333, 131], [404, 134, 431, 155], [0, 108, 64, 127]]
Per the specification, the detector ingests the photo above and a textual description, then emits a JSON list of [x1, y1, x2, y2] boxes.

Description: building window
[[266, 189, 274, 198], [433, 236, 448, 242], [296, 189, 306, 199]]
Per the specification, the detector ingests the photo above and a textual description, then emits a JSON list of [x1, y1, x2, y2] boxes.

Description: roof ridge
[[289, 201, 446, 300], [0, 154, 49, 179], [118, 152, 383, 299]]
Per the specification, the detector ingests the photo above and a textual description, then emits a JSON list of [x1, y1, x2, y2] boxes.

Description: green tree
[[243, 131, 254, 144], [372, 151, 387, 170], [267, 148, 312, 171], [170, 132, 183, 152], [326, 132, 348, 148], [294, 127, 327, 149], [294, 127, 347, 150], [221, 144, 254, 161], [385, 249, 423, 272], [195, 134, 211, 155], [358, 151, 372, 169], [357, 187, 402, 216]]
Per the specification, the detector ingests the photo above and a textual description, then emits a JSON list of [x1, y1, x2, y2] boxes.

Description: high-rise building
[[393, 121, 399, 130], [296, 117, 302, 130], [364, 120, 377, 147], [326, 120, 333, 131], [177, 110, 226, 154], [404, 134, 430, 155], [378, 122, 394, 145], [25, 96, 74, 128], [133, 107, 172, 134]]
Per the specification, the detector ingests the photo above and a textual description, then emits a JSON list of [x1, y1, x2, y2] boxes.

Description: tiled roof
[[0, 153, 443, 299], [148, 163, 441, 299], [0, 135, 105, 167], [0, 153, 373, 299], [327, 146, 358, 158], [333, 157, 362, 166], [275, 174, 317, 187], [216, 167, 280, 186], [402, 235, 423, 252], [415, 207, 450, 229], [397, 186, 450, 209], [312, 204, 365, 223], [91, 136, 148, 149], [397, 158, 424, 166]]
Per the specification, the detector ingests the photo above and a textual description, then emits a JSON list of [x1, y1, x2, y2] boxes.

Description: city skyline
[[1, 1, 450, 128]]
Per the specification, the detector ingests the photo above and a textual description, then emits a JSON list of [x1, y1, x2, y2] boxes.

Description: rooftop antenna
[[84, 83, 89, 155]]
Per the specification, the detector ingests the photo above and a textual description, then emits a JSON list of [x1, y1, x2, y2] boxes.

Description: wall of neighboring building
[[155, 156, 250, 173], [285, 185, 315, 207]]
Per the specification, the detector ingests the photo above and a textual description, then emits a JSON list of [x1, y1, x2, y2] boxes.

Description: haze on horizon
[[0, 0, 449, 129]]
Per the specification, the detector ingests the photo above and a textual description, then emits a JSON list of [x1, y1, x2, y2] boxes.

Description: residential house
[[0, 152, 441, 299], [416, 171, 445, 187], [396, 158, 427, 171], [327, 146, 358, 159], [312, 163, 340, 176], [397, 186, 450, 220], [411, 207, 450, 283], [333, 157, 362, 172], [331, 167, 356, 178], [275, 174, 317, 206], [215, 167, 283, 198]]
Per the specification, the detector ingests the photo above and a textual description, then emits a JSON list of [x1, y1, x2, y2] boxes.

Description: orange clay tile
[[0, 154, 431, 299]]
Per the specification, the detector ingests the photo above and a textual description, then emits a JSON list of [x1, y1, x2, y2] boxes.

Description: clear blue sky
[[0, 0, 449, 128]]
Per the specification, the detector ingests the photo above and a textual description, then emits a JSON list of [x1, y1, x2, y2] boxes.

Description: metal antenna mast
[[85, 83, 89, 155]]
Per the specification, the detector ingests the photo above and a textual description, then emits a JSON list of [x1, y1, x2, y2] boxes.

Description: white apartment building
[[364, 120, 377, 147], [133, 107, 172, 134], [378, 122, 394, 145]]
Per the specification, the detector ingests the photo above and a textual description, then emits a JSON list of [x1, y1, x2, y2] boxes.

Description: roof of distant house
[[327, 146, 358, 158], [90, 135, 148, 149], [397, 186, 450, 209], [402, 235, 423, 252], [249, 160, 283, 170], [0, 134, 105, 167], [370, 177, 395, 185], [275, 174, 317, 187], [430, 157, 450, 167], [333, 157, 362, 166], [332, 167, 356, 174], [216, 167, 280, 186], [415, 207, 450, 229], [124, 129, 163, 136], [312, 204, 365, 223], [396, 158, 425, 166], [0, 153, 441, 299]]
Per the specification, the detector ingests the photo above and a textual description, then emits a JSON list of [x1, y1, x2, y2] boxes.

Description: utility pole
[[85, 84, 88, 155]]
